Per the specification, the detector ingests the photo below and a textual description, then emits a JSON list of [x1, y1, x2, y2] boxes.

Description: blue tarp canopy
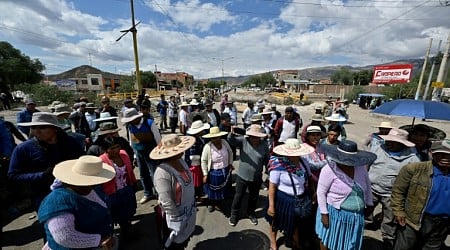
[[358, 93, 385, 98]]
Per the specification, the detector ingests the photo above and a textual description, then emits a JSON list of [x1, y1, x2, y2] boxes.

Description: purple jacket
[[317, 161, 373, 214]]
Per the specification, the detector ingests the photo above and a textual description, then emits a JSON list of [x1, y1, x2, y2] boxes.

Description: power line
[[262, 0, 443, 8], [340, 0, 434, 48]]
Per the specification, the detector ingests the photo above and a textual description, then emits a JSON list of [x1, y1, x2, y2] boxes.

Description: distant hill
[[207, 58, 424, 85], [48, 59, 425, 85], [46, 65, 123, 81]]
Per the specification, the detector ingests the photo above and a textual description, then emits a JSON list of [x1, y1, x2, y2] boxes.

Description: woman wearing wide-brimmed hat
[[400, 123, 446, 161], [266, 138, 315, 250], [150, 134, 197, 250], [186, 120, 210, 201], [38, 155, 117, 250], [201, 126, 233, 213], [316, 140, 376, 250]]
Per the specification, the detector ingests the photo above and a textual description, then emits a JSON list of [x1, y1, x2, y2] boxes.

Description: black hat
[[220, 113, 230, 120], [320, 140, 376, 166]]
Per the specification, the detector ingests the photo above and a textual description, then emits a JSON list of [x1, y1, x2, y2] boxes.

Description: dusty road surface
[[1, 92, 449, 250]]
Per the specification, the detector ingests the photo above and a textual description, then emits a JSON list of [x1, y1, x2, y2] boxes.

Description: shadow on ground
[[192, 229, 270, 250]]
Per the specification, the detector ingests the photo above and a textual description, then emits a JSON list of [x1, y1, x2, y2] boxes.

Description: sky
[[1, 0, 449, 79]]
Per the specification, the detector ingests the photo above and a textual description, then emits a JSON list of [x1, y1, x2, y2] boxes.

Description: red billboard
[[372, 64, 413, 84]]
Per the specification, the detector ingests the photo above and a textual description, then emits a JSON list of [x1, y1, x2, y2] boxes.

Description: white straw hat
[[18, 112, 61, 128], [187, 120, 210, 135], [380, 128, 415, 147], [94, 112, 118, 122], [53, 155, 116, 186], [325, 113, 347, 122]]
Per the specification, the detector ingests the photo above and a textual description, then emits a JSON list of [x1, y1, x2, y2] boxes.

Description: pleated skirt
[[315, 204, 364, 250], [204, 166, 231, 200], [265, 190, 297, 238]]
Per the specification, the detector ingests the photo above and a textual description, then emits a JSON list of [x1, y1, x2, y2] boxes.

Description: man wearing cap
[[273, 106, 301, 147], [178, 102, 189, 135], [367, 128, 421, 249], [141, 94, 151, 110], [98, 96, 118, 117], [17, 99, 40, 137], [122, 108, 161, 204], [242, 102, 256, 129], [8, 112, 84, 208], [391, 139, 450, 250]]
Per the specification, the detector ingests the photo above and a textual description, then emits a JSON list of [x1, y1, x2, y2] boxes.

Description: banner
[[372, 64, 413, 84]]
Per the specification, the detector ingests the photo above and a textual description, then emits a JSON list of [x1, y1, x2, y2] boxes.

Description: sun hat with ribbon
[[53, 155, 116, 186], [202, 126, 228, 139], [18, 112, 61, 128], [321, 140, 377, 166], [325, 113, 347, 122], [94, 112, 118, 122], [380, 128, 415, 147], [187, 120, 210, 135], [120, 108, 143, 123], [306, 125, 323, 134], [245, 124, 267, 138], [374, 121, 393, 128], [149, 134, 195, 160], [96, 122, 121, 136], [272, 138, 315, 157]]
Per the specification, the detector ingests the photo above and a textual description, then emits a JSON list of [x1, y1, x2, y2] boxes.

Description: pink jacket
[[317, 162, 373, 214], [99, 150, 137, 195]]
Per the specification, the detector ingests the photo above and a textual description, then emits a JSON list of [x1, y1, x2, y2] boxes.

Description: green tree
[[16, 83, 74, 105], [206, 80, 221, 89], [141, 71, 157, 89], [0, 42, 45, 91], [116, 81, 135, 93], [345, 85, 365, 102], [243, 73, 276, 88]]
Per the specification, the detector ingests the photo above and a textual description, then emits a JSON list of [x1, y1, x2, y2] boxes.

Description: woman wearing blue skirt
[[316, 140, 376, 250], [201, 127, 233, 213], [265, 139, 315, 250]]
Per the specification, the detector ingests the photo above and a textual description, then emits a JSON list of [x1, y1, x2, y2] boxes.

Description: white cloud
[[0, 0, 449, 79], [145, 0, 236, 32]]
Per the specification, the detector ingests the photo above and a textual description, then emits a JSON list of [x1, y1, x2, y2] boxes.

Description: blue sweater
[[8, 133, 85, 207], [0, 119, 14, 158], [38, 188, 113, 250]]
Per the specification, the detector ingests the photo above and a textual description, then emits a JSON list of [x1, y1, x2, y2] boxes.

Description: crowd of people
[[0, 91, 449, 250]]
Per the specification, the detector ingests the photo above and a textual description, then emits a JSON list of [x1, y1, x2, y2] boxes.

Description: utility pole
[[423, 40, 442, 100], [414, 38, 432, 100], [432, 33, 450, 101], [130, 0, 141, 95]]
